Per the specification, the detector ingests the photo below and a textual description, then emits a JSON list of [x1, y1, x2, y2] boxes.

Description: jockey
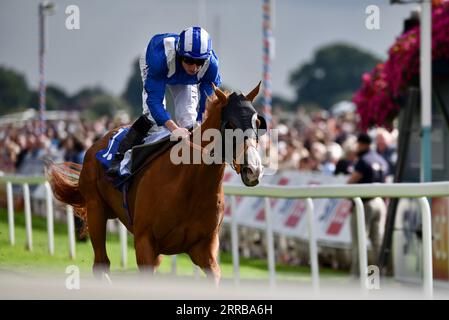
[[107, 26, 221, 177]]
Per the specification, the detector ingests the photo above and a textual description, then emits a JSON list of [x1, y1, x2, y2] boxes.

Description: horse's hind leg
[[86, 198, 111, 279], [188, 234, 221, 286]]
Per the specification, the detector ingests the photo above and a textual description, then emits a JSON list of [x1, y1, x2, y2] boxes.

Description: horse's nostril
[[241, 166, 260, 187], [242, 166, 255, 178]]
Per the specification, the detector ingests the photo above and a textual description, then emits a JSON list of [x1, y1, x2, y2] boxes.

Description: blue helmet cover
[[177, 26, 212, 60]]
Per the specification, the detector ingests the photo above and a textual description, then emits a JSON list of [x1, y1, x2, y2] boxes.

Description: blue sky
[[0, 0, 414, 99]]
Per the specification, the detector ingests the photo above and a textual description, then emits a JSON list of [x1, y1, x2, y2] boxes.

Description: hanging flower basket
[[353, 0, 449, 130]]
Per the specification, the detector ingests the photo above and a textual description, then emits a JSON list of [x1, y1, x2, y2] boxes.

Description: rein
[[184, 139, 210, 156], [231, 138, 258, 175], [181, 125, 211, 156]]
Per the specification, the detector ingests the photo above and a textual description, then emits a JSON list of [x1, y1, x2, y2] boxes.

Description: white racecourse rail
[[1, 175, 448, 297]]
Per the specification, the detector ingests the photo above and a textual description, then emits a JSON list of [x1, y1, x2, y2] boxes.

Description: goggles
[[181, 56, 206, 66]]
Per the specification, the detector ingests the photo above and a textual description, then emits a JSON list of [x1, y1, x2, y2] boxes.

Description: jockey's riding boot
[[106, 115, 154, 177]]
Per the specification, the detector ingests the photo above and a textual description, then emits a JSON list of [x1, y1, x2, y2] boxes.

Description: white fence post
[[264, 197, 276, 288], [230, 196, 240, 285], [23, 183, 32, 251], [6, 182, 15, 246], [118, 220, 128, 269], [418, 197, 433, 299], [44, 182, 55, 255], [306, 198, 319, 292], [354, 197, 368, 291], [66, 206, 76, 260]]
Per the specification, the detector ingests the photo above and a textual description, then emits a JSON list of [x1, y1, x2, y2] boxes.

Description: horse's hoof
[[93, 271, 112, 284], [93, 268, 111, 284], [102, 273, 112, 285]]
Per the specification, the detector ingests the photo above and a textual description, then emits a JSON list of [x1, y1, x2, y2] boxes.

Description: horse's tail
[[45, 160, 87, 222]]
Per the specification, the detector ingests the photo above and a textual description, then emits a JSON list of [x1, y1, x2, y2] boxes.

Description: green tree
[[69, 86, 107, 111], [271, 94, 293, 111], [47, 85, 70, 109], [68, 87, 131, 120], [289, 43, 381, 110], [83, 94, 131, 120], [0, 66, 30, 115], [29, 84, 70, 111]]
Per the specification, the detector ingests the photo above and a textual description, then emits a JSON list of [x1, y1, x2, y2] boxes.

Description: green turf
[[0, 208, 347, 280]]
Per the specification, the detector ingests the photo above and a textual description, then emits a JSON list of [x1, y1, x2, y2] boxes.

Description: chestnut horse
[[46, 84, 265, 285]]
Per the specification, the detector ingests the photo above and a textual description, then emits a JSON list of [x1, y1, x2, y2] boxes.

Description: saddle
[[96, 126, 195, 190], [129, 135, 178, 177], [109, 129, 190, 226]]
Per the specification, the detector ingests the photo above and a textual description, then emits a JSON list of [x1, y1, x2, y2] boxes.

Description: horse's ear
[[246, 81, 261, 103], [213, 83, 227, 105]]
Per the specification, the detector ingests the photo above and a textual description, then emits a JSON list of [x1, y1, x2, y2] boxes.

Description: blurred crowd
[[0, 109, 397, 177], [273, 108, 397, 177], [0, 110, 397, 178], [0, 116, 127, 175]]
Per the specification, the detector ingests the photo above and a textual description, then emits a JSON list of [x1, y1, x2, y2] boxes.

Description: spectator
[[278, 140, 302, 170], [62, 134, 86, 165], [347, 133, 389, 276], [334, 135, 357, 175], [322, 142, 343, 175], [375, 128, 397, 176]]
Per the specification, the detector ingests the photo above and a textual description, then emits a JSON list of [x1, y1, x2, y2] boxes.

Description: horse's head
[[213, 82, 267, 187]]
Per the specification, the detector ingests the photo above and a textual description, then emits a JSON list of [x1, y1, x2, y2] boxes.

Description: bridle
[[230, 137, 258, 175]]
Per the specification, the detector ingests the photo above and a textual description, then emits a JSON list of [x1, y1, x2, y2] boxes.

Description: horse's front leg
[[134, 232, 163, 276], [188, 233, 221, 286]]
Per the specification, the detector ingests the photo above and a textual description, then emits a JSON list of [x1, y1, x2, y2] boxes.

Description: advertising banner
[[223, 169, 352, 248]]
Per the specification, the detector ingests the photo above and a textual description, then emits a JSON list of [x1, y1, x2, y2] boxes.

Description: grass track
[[0, 208, 347, 281]]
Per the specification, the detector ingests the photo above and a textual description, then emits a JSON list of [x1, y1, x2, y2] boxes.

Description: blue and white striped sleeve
[[143, 46, 171, 126], [144, 75, 170, 126]]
